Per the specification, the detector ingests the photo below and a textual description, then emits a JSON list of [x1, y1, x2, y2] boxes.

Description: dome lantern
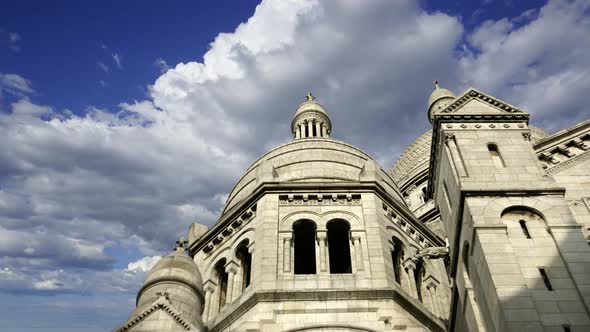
[[291, 93, 332, 139], [427, 80, 455, 123]]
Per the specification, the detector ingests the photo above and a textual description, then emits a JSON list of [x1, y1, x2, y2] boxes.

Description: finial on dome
[[306, 92, 315, 102], [433, 80, 439, 90], [174, 237, 188, 253]]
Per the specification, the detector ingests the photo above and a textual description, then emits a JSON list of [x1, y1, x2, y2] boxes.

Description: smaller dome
[[293, 93, 328, 118], [142, 250, 203, 293], [428, 81, 455, 122]]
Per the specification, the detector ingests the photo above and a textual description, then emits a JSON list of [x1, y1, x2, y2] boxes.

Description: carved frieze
[[202, 204, 257, 255], [278, 193, 361, 206]]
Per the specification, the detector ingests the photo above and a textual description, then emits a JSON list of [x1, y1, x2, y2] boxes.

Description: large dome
[[390, 126, 550, 188], [222, 138, 404, 216]]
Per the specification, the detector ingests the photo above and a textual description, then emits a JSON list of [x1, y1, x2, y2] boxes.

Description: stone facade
[[116, 86, 590, 331]]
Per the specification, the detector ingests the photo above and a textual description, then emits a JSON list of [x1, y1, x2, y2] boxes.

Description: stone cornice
[[207, 288, 446, 332], [532, 120, 590, 174], [113, 293, 198, 332]]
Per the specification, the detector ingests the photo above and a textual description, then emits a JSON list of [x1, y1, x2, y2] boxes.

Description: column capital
[[403, 257, 418, 270], [225, 260, 239, 274], [203, 279, 217, 293]]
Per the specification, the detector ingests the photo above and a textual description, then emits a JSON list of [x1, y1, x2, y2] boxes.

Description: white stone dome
[[222, 138, 405, 216]]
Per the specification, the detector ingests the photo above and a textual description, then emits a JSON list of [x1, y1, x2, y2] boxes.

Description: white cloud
[[127, 256, 161, 272], [97, 62, 110, 74], [112, 53, 123, 69], [457, 0, 590, 131], [0, 73, 34, 96], [154, 57, 170, 74], [0, 1, 589, 315]]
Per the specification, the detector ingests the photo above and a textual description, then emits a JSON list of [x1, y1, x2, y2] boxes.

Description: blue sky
[[1, 0, 589, 330]]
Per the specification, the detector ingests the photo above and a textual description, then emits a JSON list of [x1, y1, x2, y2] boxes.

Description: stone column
[[202, 281, 215, 322], [232, 266, 243, 301], [427, 282, 441, 317], [295, 125, 300, 139], [225, 262, 238, 304], [321, 123, 326, 137], [283, 236, 292, 272], [307, 120, 314, 138], [352, 235, 364, 271], [317, 231, 328, 273], [403, 259, 418, 299], [315, 121, 321, 138], [444, 134, 468, 177]]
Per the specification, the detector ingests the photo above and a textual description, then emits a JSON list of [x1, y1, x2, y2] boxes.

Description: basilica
[[114, 82, 590, 332]]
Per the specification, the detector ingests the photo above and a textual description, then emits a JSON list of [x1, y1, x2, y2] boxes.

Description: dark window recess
[[488, 143, 506, 168], [562, 324, 571, 332], [519, 219, 532, 239], [293, 220, 317, 274], [414, 260, 425, 302], [539, 268, 553, 291], [391, 237, 404, 284], [327, 220, 352, 274], [215, 260, 229, 308], [236, 242, 252, 290]]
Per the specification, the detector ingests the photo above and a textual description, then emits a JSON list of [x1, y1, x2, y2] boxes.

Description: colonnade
[[294, 119, 330, 139]]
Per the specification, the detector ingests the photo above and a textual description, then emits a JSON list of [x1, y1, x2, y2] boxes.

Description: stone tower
[[186, 95, 451, 331], [427, 83, 590, 331]]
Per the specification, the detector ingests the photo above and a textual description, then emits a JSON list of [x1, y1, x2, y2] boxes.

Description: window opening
[[236, 241, 252, 290], [519, 219, 532, 239], [488, 143, 506, 168], [327, 220, 352, 273], [214, 260, 228, 309], [539, 268, 553, 291], [391, 237, 404, 284], [293, 220, 317, 274]]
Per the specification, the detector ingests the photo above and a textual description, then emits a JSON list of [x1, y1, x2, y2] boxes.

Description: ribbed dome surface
[[390, 126, 550, 188]]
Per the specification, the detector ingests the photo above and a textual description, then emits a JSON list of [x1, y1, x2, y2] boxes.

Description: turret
[[291, 93, 332, 139], [427, 80, 455, 123], [113, 239, 205, 332]]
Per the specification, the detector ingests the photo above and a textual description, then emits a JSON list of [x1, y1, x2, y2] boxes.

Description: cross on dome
[[175, 237, 188, 253], [306, 92, 315, 102]]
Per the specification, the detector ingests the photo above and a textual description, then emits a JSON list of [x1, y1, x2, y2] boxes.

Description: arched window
[[501, 206, 545, 239], [293, 220, 317, 274], [235, 240, 252, 291], [391, 237, 405, 284], [214, 259, 228, 309], [327, 220, 352, 274], [488, 143, 506, 168]]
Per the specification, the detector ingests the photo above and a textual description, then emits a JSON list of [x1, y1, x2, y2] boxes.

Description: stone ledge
[[207, 288, 446, 332]]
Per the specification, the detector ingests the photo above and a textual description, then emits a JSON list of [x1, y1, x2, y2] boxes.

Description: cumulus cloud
[[1, 2, 589, 329], [457, 0, 590, 131], [127, 255, 161, 272]]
